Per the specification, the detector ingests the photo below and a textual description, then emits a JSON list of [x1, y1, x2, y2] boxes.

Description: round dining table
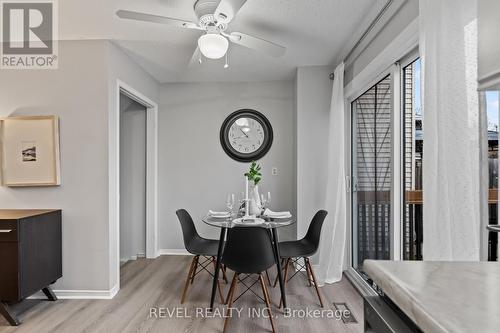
[[202, 214, 295, 310]]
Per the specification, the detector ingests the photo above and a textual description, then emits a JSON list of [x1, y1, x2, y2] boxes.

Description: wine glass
[[226, 193, 235, 213], [260, 193, 268, 210], [266, 192, 271, 208]]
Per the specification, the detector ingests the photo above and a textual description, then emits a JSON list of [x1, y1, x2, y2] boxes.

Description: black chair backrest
[[222, 227, 276, 274], [176, 209, 201, 254], [304, 210, 328, 252]]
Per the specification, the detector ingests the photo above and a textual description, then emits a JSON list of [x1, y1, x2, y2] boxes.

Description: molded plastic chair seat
[[278, 239, 317, 258], [185, 237, 220, 257], [176, 209, 227, 304], [222, 227, 277, 333], [274, 210, 328, 308]]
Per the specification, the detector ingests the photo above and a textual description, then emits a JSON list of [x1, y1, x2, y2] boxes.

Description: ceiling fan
[[116, 0, 286, 66]]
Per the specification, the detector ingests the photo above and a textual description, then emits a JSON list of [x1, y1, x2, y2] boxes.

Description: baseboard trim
[[157, 249, 191, 256], [28, 284, 119, 300]]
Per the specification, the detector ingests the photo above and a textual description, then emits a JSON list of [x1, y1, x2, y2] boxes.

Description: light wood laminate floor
[[0, 255, 364, 333]]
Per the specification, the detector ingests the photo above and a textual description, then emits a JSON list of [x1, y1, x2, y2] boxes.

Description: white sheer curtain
[[317, 62, 348, 284], [420, 0, 484, 260]]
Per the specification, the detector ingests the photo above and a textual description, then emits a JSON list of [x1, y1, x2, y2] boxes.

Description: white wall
[[0, 40, 111, 291], [295, 66, 333, 241], [119, 94, 146, 262], [158, 81, 296, 250], [478, 0, 500, 90]]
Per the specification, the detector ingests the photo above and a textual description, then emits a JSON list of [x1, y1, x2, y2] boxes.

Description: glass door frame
[[400, 51, 422, 260], [346, 55, 420, 282]]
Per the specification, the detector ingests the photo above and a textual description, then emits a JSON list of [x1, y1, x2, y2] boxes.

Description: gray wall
[[344, 0, 419, 85], [478, 0, 500, 90], [295, 66, 333, 240], [0, 40, 160, 293], [0, 40, 111, 290], [158, 81, 296, 250], [119, 94, 147, 262], [107, 41, 159, 289]]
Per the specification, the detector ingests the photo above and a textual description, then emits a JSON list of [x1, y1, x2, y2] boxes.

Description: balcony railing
[[357, 189, 499, 263]]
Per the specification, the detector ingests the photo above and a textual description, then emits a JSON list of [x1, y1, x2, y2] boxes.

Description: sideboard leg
[[0, 302, 20, 326], [42, 286, 58, 301]]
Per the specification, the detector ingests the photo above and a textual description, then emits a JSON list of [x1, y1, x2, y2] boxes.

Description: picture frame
[[0, 116, 61, 187]]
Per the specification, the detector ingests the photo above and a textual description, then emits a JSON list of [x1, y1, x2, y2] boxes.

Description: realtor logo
[[1, 0, 58, 69]]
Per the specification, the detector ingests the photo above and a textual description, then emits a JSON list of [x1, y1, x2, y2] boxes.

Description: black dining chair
[[222, 227, 277, 333], [273, 210, 328, 308], [176, 209, 228, 304]]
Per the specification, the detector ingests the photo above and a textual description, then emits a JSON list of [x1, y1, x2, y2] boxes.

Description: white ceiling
[[60, 0, 387, 83]]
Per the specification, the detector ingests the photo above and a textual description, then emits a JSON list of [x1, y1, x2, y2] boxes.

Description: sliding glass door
[[351, 76, 392, 275]]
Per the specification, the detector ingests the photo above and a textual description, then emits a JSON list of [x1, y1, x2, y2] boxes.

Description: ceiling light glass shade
[[198, 33, 229, 59]]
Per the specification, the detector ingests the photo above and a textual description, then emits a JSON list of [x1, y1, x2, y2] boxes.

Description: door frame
[[344, 18, 419, 295], [111, 80, 159, 289]]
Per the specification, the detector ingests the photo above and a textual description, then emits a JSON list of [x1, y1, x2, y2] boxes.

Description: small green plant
[[245, 161, 262, 186]]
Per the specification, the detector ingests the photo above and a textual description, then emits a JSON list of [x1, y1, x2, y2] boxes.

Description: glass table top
[[202, 213, 294, 229]]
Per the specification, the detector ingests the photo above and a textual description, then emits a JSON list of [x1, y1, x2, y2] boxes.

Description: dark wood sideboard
[[0, 209, 62, 326]]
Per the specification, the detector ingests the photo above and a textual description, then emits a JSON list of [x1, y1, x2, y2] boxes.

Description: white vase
[[249, 185, 262, 215]]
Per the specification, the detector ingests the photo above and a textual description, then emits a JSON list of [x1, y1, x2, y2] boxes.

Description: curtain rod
[[329, 0, 393, 81], [344, 0, 393, 61]]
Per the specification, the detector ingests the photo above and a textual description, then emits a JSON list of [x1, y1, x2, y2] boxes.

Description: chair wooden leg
[[273, 258, 286, 288], [222, 264, 229, 284], [259, 274, 277, 333], [304, 257, 312, 287], [223, 273, 239, 333], [190, 255, 199, 284], [212, 259, 226, 304], [279, 258, 291, 308], [181, 256, 197, 304], [306, 258, 324, 308], [265, 270, 272, 286]]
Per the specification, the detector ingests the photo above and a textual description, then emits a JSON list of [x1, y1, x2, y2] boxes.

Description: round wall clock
[[220, 109, 273, 162]]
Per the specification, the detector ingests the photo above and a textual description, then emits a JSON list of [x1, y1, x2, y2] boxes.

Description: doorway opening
[[119, 93, 147, 265]]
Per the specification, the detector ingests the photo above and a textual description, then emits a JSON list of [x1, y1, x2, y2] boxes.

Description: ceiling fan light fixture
[[198, 33, 228, 59]]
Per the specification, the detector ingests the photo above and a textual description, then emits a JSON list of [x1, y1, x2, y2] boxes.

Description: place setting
[[205, 162, 293, 228]]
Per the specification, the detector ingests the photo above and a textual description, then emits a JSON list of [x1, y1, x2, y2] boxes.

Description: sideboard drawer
[[0, 222, 18, 242]]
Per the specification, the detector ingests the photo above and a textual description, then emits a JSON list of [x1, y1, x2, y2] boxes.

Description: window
[[402, 58, 422, 260]]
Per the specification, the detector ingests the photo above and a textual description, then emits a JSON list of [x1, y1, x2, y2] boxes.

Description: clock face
[[228, 117, 265, 154], [220, 109, 273, 162]]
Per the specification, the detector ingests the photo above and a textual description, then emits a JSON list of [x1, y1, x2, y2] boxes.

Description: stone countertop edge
[[364, 260, 458, 333]]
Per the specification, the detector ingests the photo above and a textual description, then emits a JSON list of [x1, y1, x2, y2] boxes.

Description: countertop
[[0, 209, 60, 220], [364, 260, 500, 333]]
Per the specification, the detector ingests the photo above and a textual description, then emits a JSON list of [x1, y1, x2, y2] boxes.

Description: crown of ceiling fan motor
[[198, 14, 227, 31]]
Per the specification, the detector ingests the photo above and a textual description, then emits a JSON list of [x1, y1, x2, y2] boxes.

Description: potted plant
[[245, 161, 262, 215]]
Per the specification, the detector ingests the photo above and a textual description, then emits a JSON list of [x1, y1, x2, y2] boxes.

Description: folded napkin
[[208, 210, 230, 217], [263, 209, 291, 218]]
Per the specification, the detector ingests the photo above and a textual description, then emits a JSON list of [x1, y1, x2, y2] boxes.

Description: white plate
[[208, 213, 231, 218], [233, 217, 265, 225], [263, 214, 292, 219]]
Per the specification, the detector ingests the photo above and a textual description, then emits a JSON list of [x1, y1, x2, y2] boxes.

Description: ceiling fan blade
[[214, 0, 247, 24], [228, 32, 286, 57], [188, 47, 202, 68], [116, 10, 203, 30]]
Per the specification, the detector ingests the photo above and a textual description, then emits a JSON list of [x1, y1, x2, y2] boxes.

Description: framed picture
[[0, 116, 60, 186]]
